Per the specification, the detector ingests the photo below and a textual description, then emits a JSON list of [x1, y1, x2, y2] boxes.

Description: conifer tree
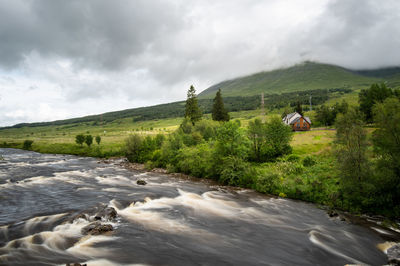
[[212, 89, 229, 121], [184, 85, 202, 125], [295, 101, 303, 116]]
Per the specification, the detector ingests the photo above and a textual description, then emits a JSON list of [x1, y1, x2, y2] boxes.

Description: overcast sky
[[0, 0, 399, 126]]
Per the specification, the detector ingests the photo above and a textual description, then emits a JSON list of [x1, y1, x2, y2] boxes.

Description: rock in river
[[137, 180, 147, 185], [94, 207, 117, 221], [81, 222, 113, 235], [387, 243, 400, 265]]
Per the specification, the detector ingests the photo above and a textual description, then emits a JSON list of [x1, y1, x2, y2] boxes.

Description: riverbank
[[1, 147, 395, 265]]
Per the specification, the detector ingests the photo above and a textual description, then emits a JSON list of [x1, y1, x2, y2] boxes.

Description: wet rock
[[66, 263, 87, 266], [387, 243, 400, 265], [137, 180, 147, 185], [327, 210, 339, 217], [94, 207, 117, 221], [81, 222, 113, 235], [74, 213, 88, 221]]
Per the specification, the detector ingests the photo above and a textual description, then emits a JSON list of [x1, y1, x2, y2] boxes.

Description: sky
[[0, 0, 400, 126]]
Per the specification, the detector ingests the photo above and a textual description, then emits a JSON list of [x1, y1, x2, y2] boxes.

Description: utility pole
[[309, 95, 312, 111], [261, 92, 265, 123]]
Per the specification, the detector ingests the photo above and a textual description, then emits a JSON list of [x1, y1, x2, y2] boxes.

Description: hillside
[[2, 61, 400, 130], [198, 61, 400, 98]]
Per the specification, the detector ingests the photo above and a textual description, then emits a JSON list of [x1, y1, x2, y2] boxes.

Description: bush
[[175, 144, 213, 178], [255, 172, 280, 194], [219, 156, 251, 186], [125, 134, 144, 163], [286, 154, 300, 162], [95, 135, 101, 145], [23, 140, 34, 150], [302, 156, 316, 167], [85, 135, 93, 147], [75, 134, 85, 146]]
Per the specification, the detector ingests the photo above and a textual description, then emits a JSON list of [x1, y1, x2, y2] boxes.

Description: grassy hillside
[[199, 61, 400, 98]]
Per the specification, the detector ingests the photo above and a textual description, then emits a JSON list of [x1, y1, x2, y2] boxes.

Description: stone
[[94, 207, 117, 221], [387, 244, 400, 265], [327, 210, 339, 217], [137, 180, 147, 185], [81, 222, 113, 235]]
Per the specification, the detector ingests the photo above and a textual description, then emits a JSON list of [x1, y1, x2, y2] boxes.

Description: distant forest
[[5, 88, 351, 129]]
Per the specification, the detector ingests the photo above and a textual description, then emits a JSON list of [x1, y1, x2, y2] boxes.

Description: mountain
[[198, 61, 400, 98], [2, 61, 400, 129]]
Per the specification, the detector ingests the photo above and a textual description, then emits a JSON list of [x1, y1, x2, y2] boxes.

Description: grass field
[[0, 106, 335, 159]]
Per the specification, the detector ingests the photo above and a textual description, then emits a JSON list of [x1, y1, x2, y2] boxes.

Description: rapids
[[0, 148, 398, 265]]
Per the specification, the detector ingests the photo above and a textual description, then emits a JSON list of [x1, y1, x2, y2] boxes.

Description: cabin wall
[[291, 117, 310, 131]]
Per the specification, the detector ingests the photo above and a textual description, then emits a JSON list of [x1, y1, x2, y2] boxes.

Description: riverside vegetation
[[0, 80, 399, 220], [125, 84, 400, 220]]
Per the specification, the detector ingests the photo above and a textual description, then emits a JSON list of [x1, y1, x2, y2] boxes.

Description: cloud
[[0, 0, 399, 126]]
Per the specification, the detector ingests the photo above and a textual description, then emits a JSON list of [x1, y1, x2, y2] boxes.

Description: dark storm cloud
[[0, 0, 184, 70], [0, 0, 400, 126]]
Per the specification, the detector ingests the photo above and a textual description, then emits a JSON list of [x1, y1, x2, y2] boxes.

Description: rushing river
[[0, 148, 398, 265]]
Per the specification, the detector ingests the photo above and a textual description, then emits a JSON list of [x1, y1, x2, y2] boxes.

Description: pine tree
[[184, 85, 202, 125], [295, 101, 303, 116], [212, 89, 229, 121]]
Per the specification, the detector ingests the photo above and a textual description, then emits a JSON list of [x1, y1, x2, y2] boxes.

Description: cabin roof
[[282, 112, 311, 125]]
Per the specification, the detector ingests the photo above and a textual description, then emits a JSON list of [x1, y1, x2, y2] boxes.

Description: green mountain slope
[[199, 61, 400, 98], [2, 61, 400, 129]]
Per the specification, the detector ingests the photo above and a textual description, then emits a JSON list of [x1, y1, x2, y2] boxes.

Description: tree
[[95, 135, 101, 145], [248, 118, 265, 162], [359, 83, 393, 123], [85, 135, 93, 147], [212, 89, 229, 121], [335, 108, 369, 208], [248, 117, 293, 162], [294, 101, 303, 116], [372, 97, 400, 215], [263, 116, 293, 158], [75, 134, 85, 146], [184, 85, 202, 125], [23, 140, 34, 150]]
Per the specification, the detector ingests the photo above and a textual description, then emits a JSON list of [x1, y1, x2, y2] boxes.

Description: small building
[[282, 112, 311, 131]]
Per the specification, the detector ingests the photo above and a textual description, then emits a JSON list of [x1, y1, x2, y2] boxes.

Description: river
[[0, 148, 397, 265]]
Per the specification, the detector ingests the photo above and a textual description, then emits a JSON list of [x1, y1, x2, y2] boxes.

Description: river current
[[0, 148, 397, 265]]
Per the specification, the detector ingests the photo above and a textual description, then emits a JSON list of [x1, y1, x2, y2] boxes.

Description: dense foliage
[[359, 83, 396, 122], [314, 100, 348, 126], [333, 97, 400, 218], [125, 117, 292, 187]]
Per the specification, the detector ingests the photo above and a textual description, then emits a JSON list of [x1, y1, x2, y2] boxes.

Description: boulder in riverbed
[[81, 222, 113, 235], [387, 243, 400, 265], [94, 207, 117, 221], [137, 180, 147, 185]]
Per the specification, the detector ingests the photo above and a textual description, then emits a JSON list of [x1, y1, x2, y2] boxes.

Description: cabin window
[[297, 123, 300, 128]]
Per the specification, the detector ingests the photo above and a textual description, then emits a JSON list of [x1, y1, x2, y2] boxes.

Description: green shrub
[[85, 135, 93, 147], [23, 140, 34, 150], [125, 134, 144, 163], [286, 154, 300, 162], [75, 134, 85, 146], [219, 156, 249, 186], [255, 172, 279, 194], [302, 156, 316, 167], [175, 144, 213, 178]]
